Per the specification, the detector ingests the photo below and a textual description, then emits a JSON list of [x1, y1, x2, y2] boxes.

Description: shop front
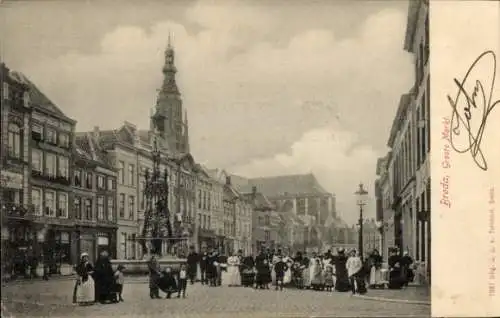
[[198, 228, 216, 253], [74, 226, 117, 264]]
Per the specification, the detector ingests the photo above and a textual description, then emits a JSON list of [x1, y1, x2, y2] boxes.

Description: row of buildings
[[1, 39, 356, 277], [374, 0, 430, 284]]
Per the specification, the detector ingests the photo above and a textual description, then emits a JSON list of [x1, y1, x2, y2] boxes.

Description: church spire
[[161, 33, 179, 95]]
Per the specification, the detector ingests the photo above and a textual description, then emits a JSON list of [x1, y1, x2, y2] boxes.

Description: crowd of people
[[146, 245, 415, 298], [72, 246, 415, 305]]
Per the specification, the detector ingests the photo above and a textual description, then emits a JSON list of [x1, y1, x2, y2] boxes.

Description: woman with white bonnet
[[75, 252, 95, 305]]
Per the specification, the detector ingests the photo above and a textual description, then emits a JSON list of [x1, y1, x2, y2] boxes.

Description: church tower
[[151, 34, 190, 154]]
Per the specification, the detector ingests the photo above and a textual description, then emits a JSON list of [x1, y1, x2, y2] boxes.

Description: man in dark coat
[[200, 251, 209, 285], [186, 246, 199, 284], [93, 250, 115, 303], [206, 249, 218, 287], [148, 254, 161, 298]]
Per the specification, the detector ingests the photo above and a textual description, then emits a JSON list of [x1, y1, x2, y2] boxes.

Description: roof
[[403, 0, 425, 53], [12, 71, 75, 123], [241, 173, 329, 197], [74, 134, 114, 169], [241, 192, 275, 210], [387, 92, 412, 148]]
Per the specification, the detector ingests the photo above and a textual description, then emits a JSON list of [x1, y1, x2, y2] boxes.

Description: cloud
[[230, 124, 380, 225], [5, 1, 412, 214]]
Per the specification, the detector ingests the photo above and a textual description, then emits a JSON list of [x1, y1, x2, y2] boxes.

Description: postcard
[[432, 0, 500, 317], [0, 0, 498, 317]]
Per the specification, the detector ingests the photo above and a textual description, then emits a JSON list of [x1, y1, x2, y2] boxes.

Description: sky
[[0, 0, 414, 225]]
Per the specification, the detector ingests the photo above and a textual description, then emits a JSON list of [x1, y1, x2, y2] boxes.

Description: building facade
[[27, 73, 77, 275], [72, 134, 118, 263], [1, 64, 32, 277], [379, 0, 430, 283], [404, 0, 430, 283], [232, 173, 348, 253]]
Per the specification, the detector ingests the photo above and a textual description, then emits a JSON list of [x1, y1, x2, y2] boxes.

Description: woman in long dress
[[75, 252, 95, 305], [333, 248, 350, 292], [368, 249, 384, 288], [226, 253, 241, 286], [282, 254, 293, 285], [301, 254, 311, 289]]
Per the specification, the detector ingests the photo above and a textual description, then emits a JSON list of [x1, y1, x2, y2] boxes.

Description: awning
[[198, 228, 216, 238]]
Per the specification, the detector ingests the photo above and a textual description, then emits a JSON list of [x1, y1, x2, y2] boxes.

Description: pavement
[[1, 280, 430, 318]]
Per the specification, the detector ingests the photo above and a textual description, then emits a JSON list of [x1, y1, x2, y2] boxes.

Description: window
[[207, 216, 211, 229], [59, 133, 69, 148], [139, 181, 145, 210], [58, 156, 69, 179], [44, 191, 56, 217], [85, 172, 92, 189], [120, 233, 127, 260], [74, 197, 82, 220], [198, 190, 202, 208], [46, 128, 57, 144], [97, 196, 104, 220], [207, 193, 211, 211], [54, 231, 71, 264], [265, 215, 270, 225], [128, 164, 135, 186], [118, 161, 124, 184], [119, 194, 125, 218], [198, 213, 201, 227], [107, 197, 114, 221], [107, 178, 114, 190], [74, 169, 82, 187], [7, 123, 22, 158], [57, 193, 68, 218], [128, 196, 135, 220], [32, 188, 42, 216], [203, 215, 207, 229], [32, 123, 43, 141], [3, 82, 8, 99], [97, 175, 105, 189], [32, 149, 43, 172], [85, 198, 93, 220], [45, 153, 56, 176]]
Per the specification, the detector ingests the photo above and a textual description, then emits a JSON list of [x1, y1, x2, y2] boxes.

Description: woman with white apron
[[75, 252, 95, 305]]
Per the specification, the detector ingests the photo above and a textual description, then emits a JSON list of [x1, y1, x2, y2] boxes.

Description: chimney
[[93, 126, 100, 140], [225, 176, 231, 185]]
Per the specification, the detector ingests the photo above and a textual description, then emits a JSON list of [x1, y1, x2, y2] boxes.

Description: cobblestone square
[[2, 280, 430, 317]]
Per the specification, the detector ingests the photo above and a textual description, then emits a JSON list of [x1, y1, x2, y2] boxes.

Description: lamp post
[[354, 183, 368, 259]]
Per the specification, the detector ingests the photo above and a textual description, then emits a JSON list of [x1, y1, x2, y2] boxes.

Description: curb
[[353, 294, 430, 306]]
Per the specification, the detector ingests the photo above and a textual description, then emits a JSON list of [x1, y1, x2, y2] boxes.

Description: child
[[177, 264, 188, 298], [323, 264, 334, 292], [273, 256, 288, 291], [113, 265, 125, 302]]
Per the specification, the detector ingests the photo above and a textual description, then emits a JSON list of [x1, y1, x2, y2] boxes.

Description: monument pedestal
[[111, 254, 186, 275]]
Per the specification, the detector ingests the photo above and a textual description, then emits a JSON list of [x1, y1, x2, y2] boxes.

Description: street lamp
[[354, 183, 368, 258]]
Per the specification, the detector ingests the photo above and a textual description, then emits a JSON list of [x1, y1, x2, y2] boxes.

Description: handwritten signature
[[447, 50, 499, 171]]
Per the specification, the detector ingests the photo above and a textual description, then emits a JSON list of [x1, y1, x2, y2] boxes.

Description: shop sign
[[98, 236, 109, 245], [0, 170, 23, 189]]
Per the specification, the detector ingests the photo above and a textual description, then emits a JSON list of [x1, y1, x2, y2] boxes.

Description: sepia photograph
[[1, 0, 431, 317]]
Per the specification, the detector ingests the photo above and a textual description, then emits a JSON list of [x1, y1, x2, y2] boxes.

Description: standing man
[[186, 246, 199, 285], [200, 250, 209, 285], [148, 254, 161, 299]]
